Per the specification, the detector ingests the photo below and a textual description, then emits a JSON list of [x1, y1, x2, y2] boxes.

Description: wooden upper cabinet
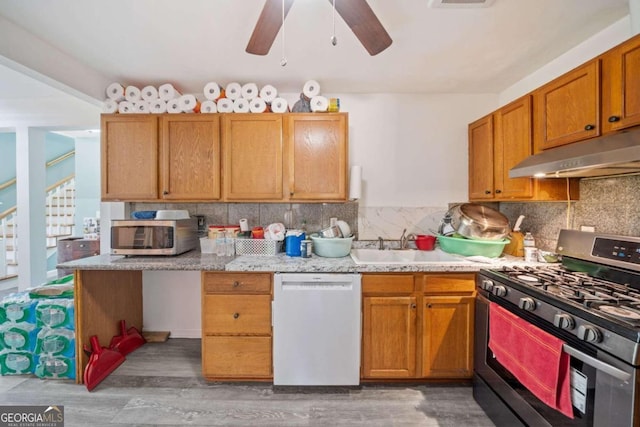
[[601, 34, 640, 133], [533, 60, 600, 150], [285, 113, 348, 201], [160, 115, 221, 201], [101, 115, 158, 201], [222, 114, 284, 200], [494, 95, 534, 199], [468, 114, 494, 200]]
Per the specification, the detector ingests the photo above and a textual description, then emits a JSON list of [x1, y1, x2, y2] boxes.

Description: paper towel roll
[[103, 99, 118, 113], [149, 100, 167, 114], [125, 85, 141, 102], [118, 101, 134, 114], [159, 83, 181, 101], [201, 100, 217, 114], [310, 95, 329, 112], [134, 101, 150, 113], [106, 83, 125, 101], [225, 82, 242, 100], [217, 98, 234, 113], [203, 82, 223, 101], [179, 94, 200, 113], [249, 97, 267, 113], [140, 85, 158, 101], [303, 80, 321, 98], [233, 98, 250, 113], [270, 97, 289, 113], [259, 84, 278, 103], [167, 99, 182, 114], [241, 82, 259, 100], [349, 165, 362, 200]]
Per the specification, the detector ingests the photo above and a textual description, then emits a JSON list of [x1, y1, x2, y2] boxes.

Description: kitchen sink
[[350, 248, 464, 265]]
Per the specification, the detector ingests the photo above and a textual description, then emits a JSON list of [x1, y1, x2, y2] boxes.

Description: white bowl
[[310, 235, 354, 258]]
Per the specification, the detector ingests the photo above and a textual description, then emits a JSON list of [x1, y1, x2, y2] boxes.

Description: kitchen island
[[59, 248, 535, 384]]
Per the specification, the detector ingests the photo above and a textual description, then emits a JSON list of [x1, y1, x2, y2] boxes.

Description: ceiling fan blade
[[331, 0, 392, 56], [246, 0, 295, 55]]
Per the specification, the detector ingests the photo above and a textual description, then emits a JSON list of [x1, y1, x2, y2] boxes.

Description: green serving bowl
[[437, 234, 508, 258]]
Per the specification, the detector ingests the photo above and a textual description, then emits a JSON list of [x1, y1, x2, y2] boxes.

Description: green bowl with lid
[[437, 234, 508, 258]]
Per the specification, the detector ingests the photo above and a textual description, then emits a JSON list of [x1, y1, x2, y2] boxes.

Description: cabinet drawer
[[362, 274, 415, 294], [202, 272, 271, 294], [203, 294, 271, 334], [202, 336, 272, 378], [422, 273, 476, 294]]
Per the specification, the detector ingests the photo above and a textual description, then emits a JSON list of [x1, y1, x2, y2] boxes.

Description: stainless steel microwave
[[111, 218, 197, 256]]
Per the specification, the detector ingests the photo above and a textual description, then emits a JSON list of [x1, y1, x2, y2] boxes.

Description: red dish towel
[[488, 302, 573, 419]]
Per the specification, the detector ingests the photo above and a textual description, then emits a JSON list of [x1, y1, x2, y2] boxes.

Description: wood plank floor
[[0, 338, 495, 426]]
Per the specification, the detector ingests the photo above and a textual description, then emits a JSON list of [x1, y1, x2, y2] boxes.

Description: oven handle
[[562, 344, 632, 382]]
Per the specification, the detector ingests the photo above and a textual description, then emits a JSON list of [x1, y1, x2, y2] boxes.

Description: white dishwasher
[[273, 273, 361, 386]]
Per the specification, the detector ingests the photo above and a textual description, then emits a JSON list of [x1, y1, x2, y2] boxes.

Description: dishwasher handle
[[281, 283, 354, 291]]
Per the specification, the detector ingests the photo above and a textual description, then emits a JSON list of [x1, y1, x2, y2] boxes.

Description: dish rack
[[235, 239, 283, 256]]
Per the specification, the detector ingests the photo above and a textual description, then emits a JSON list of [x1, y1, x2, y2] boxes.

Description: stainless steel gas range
[[474, 229, 640, 427]]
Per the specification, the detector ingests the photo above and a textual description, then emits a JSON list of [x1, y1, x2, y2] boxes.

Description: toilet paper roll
[[200, 100, 217, 114], [310, 95, 329, 112], [134, 101, 150, 113], [241, 82, 259, 100], [217, 98, 234, 113], [103, 99, 118, 113], [225, 82, 242, 100], [159, 83, 181, 101], [140, 85, 158, 101], [233, 98, 250, 113], [167, 99, 182, 114], [249, 97, 267, 113], [179, 94, 201, 113], [349, 165, 362, 200], [270, 97, 289, 113], [118, 101, 134, 114], [303, 80, 321, 98], [125, 85, 141, 102], [203, 82, 223, 101], [106, 83, 125, 101], [149, 100, 167, 114], [259, 84, 278, 103]]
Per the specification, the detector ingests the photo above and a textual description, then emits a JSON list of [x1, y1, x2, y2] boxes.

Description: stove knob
[[491, 285, 507, 297], [481, 279, 494, 292], [518, 297, 536, 311], [577, 325, 603, 343], [553, 314, 575, 330]]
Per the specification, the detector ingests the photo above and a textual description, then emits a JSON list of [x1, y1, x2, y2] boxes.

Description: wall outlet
[[580, 225, 595, 232]]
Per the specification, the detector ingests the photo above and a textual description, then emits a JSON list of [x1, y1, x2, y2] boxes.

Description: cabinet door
[[101, 114, 158, 200], [534, 60, 600, 150], [222, 114, 283, 200], [285, 113, 348, 200], [160, 115, 221, 200], [602, 35, 640, 133], [422, 295, 474, 378], [494, 95, 534, 199], [362, 296, 417, 378], [468, 114, 494, 200]]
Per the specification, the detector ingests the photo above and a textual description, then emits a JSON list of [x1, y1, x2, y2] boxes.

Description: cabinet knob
[[495, 189, 502, 194], [584, 124, 595, 131], [233, 313, 240, 319], [163, 190, 169, 195], [233, 281, 240, 288], [290, 192, 294, 196], [608, 116, 621, 123], [484, 190, 491, 195], [426, 303, 432, 308], [411, 303, 416, 309]]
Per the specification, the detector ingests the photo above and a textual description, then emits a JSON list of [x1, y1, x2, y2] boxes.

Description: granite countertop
[[58, 248, 542, 273]]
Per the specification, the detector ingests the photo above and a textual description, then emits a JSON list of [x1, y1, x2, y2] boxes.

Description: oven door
[[474, 290, 637, 427]]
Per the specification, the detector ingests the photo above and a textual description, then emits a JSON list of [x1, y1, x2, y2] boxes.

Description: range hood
[[509, 128, 640, 178]]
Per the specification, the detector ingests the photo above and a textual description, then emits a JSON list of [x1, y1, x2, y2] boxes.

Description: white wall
[[74, 135, 101, 236]]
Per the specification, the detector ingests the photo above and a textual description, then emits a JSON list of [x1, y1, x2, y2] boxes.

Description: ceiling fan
[[246, 0, 392, 56]]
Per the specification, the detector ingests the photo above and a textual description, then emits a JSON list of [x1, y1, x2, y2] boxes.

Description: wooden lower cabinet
[[201, 272, 273, 380], [361, 273, 475, 380]]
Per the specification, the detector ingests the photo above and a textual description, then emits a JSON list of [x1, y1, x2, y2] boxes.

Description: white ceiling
[[0, 0, 631, 130]]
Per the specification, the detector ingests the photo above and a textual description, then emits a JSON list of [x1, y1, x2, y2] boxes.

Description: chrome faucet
[[378, 236, 384, 250], [399, 229, 408, 249]]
